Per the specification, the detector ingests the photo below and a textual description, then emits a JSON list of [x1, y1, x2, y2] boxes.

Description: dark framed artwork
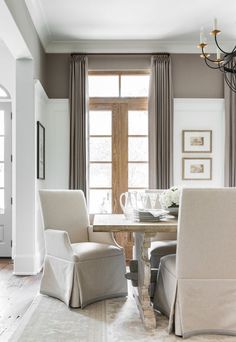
[[37, 121, 45, 179]]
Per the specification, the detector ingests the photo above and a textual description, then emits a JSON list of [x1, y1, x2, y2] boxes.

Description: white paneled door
[[0, 102, 12, 257]]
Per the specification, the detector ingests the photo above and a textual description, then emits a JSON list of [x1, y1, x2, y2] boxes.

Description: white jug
[[119, 191, 137, 220]]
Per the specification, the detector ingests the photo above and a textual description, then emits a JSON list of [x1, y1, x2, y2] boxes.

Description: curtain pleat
[[148, 55, 173, 189], [69, 55, 88, 196], [224, 78, 236, 186]]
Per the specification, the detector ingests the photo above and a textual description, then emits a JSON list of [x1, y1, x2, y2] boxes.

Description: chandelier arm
[[214, 35, 228, 54], [201, 47, 222, 64], [222, 56, 236, 73], [204, 58, 222, 70]]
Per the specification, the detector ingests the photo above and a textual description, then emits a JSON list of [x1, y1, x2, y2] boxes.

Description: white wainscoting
[[46, 99, 70, 189], [174, 98, 225, 187]]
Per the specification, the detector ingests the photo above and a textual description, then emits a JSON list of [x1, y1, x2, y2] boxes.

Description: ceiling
[[25, 0, 236, 53]]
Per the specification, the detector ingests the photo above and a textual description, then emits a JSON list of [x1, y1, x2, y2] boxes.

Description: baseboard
[[13, 253, 43, 275]]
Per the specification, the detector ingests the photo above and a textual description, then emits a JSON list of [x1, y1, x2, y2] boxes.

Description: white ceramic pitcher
[[119, 191, 137, 219]]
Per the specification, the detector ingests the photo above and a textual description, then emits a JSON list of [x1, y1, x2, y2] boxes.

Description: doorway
[[0, 86, 12, 257]]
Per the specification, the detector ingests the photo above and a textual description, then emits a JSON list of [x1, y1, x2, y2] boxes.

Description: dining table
[[93, 213, 178, 329]]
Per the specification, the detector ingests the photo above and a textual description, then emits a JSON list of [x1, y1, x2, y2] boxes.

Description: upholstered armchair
[[39, 189, 127, 308], [154, 188, 236, 337]]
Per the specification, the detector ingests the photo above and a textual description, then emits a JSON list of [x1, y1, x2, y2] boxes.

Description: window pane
[[0, 87, 8, 98], [89, 76, 119, 97], [89, 111, 111, 135], [0, 111, 4, 135], [90, 137, 111, 161], [128, 137, 148, 161], [89, 163, 111, 187], [0, 163, 4, 188], [121, 75, 150, 97], [0, 189, 4, 214], [128, 111, 148, 135], [128, 163, 148, 188], [0, 137, 4, 161], [89, 189, 112, 213]]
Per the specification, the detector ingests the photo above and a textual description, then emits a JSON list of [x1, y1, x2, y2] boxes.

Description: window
[[0, 86, 10, 99], [0, 110, 4, 213], [88, 71, 150, 214]]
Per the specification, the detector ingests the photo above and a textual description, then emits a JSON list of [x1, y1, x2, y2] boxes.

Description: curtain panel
[[148, 55, 173, 189], [224, 81, 236, 186], [69, 55, 88, 195]]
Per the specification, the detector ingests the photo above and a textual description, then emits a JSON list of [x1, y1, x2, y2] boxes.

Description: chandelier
[[198, 19, 236, 92]]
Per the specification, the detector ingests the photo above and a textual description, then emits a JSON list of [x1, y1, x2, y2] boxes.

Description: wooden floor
[[0, 258, 41, 341]]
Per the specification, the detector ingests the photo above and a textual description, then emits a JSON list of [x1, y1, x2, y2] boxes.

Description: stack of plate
[[133, 209, 167, 222]]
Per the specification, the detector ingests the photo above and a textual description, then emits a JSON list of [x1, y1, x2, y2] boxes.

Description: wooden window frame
[[88, 70, 150, 214]]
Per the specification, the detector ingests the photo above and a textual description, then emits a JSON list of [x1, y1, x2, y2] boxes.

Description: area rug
[[9, 292, 236, 342]]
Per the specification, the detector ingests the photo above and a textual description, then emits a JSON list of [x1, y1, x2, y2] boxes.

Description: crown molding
[[25, 0, 51, 48], [44, 39, 236, 54]]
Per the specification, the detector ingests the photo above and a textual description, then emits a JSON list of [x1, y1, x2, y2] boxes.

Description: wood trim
[[88, 70, 150, 76], [128, 135, 148, 138], [89, 135, 112, 138], [89, 97, 148, 107], [89, 161, 111, 164], [89, 103, 113, 110], [90, 187, 112, 190], [112, 103, 128, 213]]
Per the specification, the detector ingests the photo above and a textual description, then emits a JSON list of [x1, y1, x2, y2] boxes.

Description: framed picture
[[37, 121, 45, 179], [182, 158, 212, 180], [182, 130, 212, 153]]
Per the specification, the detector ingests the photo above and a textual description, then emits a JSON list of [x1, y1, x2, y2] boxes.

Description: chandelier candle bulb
[[200, 27, 204, 44], [213, 18, 218, 31], [216, 48, 221, 60]]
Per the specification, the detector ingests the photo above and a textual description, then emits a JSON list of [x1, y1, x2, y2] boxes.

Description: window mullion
[[112, 103, 128, 214]]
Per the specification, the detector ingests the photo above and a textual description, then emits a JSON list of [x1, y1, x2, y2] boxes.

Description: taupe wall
[[5, 0, 47, 89], [171, 54, 224, 98], [44, 53, 224, 99], [46, 54, 71, 99]]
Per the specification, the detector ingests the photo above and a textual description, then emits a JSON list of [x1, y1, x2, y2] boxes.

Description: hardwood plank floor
[[0, 258, 41, 341]]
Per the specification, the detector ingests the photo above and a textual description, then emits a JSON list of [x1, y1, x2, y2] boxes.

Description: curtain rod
[[71, 52, 170, 56]]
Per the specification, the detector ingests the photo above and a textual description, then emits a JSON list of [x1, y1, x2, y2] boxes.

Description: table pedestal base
[[133, 232, 157, 329]]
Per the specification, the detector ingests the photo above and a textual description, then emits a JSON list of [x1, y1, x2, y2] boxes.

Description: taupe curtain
[[148, 55, 173, 189], [69, 55, 88, 195], [224, 81, 236, 186]]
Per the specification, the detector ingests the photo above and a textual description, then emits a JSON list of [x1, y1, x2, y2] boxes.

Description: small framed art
[[182, 130, 212, 153], [37, 121, 45, 180], [182, 158, 212, 180]]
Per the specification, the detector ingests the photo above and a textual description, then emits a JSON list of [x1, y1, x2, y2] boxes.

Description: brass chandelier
[[198, 19, 236, 92]]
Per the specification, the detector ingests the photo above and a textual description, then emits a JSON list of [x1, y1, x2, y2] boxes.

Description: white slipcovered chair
[[39, 189, 127, 308], [154, 188, 236, 338]]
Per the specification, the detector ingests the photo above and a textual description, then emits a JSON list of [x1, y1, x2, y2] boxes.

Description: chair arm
[[88, 225, 122, 248], [44, 229, 75, 261]]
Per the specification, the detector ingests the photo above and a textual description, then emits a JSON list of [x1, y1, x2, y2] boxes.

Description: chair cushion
[[150, 240, 177, 268], [71, 242, 123, 261]]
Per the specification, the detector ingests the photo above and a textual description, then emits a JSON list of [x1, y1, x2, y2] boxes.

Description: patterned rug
[[9, 292, 236, 342]]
